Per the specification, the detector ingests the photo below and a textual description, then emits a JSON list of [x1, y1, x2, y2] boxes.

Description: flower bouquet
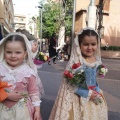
[[0, 81, 12, 102], [63, 63, 86, 88], [98, 64, 108, 78], [63, 62, 108, 105], [34, 52, 49, 65]]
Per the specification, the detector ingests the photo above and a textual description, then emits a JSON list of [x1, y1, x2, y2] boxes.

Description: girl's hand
[[90, 91, 98, 100], [33, 107, 42, 120], [6, 91, 23, 101]]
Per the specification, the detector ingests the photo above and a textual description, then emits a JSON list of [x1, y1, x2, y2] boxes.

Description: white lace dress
[[0, 62, 41, 120], [49, 61, 108, 120]]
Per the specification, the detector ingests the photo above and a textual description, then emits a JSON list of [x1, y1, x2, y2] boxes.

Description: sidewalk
[[38, 60, 68, 120], [101, 50, 120, 59]]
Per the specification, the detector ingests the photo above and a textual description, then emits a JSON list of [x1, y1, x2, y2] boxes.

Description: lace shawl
[[0, 62, 41, 106], [65, 27, 102, 105], [0, 32, 44, 98], [66, 27, 102, 70]]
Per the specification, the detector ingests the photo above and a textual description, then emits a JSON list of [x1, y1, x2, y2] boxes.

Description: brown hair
[[4, 35, 27, 51], [78, 29, 98, 45]]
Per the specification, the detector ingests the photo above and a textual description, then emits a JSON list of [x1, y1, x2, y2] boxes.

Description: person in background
[[42, 39, 46, 53], [16, 29, 22, 33], [0, 33, 42, 120], [30, 40, 39, 59], [48, 33, 57, 65], [65, 36, 71, 60]]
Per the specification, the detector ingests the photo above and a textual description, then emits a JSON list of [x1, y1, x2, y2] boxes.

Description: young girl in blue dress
[[49, 27, 108, 120]]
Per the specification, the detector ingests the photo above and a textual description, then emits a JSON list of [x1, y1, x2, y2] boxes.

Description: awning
[[0, 24, 10, 40], [3, 25, 10, 36], [0, 25, 3, 40]]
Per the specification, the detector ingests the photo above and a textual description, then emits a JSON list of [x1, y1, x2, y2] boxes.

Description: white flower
[[100, 68, 108, 75]]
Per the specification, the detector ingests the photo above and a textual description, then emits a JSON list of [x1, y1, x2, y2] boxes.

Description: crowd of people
[[0, 27, 108, 120]]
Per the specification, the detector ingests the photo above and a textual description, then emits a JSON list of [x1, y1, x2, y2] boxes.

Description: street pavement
[[38, 58, 120, 120]]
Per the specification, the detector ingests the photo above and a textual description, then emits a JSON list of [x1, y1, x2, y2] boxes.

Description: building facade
[[14, 14, 26, 30], [26, 15, 38, 39], [14, 14, 38, 39], [0, 0, 14, 39], [75, 0, 120, 46]]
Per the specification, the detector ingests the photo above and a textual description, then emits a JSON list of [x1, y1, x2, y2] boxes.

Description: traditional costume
[[0, 33, 43, 120], [49, 27, 108, 120]]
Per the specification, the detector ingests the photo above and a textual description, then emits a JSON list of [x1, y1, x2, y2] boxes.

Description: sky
[[13, 0, 43, 16]]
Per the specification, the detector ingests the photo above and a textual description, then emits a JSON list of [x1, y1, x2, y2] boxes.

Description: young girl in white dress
[[49, 27, 108, 120], [0, 33, 43, 120]]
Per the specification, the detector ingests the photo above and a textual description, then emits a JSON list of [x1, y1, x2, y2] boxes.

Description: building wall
[[75, 0, 120, 46], [26, 15, 38, 38], [14, 14, 26, 30], [14, 14, 38, 38], [103, 0, 120, 46], [75, 11, 87, 33], [0, 0, 14, 34]]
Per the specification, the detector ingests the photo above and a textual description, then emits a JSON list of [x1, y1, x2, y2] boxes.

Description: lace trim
[[30, 94, 39, 101], [32, 100, 42, 106], [66, 35, 102, 71], [0, 63, 36, 83]]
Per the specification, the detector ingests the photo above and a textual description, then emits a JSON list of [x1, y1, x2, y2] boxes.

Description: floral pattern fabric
[[0, 62, 40, 120], [0, 100, 31, 120], [49, 78, 108, 120]]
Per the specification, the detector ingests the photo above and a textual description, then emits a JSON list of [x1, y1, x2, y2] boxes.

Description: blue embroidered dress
[[49, 60, 108, 120], [75, 64, 100, 98]]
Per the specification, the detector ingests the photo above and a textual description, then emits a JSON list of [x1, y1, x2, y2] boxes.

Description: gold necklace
[[85, 57, 89, 62]]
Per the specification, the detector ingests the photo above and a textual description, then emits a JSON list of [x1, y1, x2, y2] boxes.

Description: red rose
[[67, 72, 73, 79], [102, 65, 105, 68], [72, 63, 81, 69], [63, 70, 73, 79], [63, 70, 69, 77]]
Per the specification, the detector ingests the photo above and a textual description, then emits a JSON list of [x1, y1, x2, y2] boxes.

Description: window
[[21, 18, 24, 21]]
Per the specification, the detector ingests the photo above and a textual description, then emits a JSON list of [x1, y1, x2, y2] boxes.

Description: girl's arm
[[75, 87, 98, 99], [34, 106, 42, 120], [27, 75, 42, 120], [75, 87, 89, 98]]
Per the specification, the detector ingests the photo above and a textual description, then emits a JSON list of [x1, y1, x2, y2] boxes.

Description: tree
[[37, 0, 73, 38], [64, 0, 73, 36], [37, 2, 60, 38]]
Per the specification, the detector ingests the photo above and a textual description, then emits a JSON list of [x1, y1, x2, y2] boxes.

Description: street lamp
[[38, 6, 42, 40], [38, 6, 42, 51], [70, 0, 76, 54]]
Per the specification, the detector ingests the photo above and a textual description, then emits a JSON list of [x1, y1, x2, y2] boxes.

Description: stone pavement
[[38, 61, 67, 120], [38, 58, 120, 120]]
